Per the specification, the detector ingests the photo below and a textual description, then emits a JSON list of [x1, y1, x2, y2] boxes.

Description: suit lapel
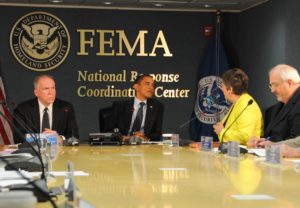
[[144, 99, 154, 134], [265, 88, 300, 136], [264, 103, 285, 136], [32, 99, 41, 132], [52, 100, 59, 130], [124, 99, 134, 132]]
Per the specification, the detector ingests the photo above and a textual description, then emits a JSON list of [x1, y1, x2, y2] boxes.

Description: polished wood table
[[39, 145, 300, 208]]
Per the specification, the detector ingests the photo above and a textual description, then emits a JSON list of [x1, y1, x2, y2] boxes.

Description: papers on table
[[0, 170, 40, 187], [231, 194, 275, 200], [0, 153, 33, 160], [0, 179, 29, 187], [142, 141, 162, 145], [248, 148, 266, 157], [49, 171, 89, 177], [0, 170, 89, 179], [0, 170, 89, 187], [0, 170, 40, 180]]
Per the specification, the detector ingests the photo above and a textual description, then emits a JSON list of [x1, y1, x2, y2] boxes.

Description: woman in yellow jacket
[[213, 68, 263, 145]]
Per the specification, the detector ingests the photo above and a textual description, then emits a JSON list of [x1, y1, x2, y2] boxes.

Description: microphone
[[172, 116, 197, 146], [0, 157, 58, 207], [12, 105, 41, 148], [1, 102, 46, 179], [0, 103, 54, 203], [178, 116, 197, 130], [218, 99, 253, 154]]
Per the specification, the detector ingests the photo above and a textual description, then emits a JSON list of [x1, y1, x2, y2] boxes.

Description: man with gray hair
[[13, 74, 79, 145], [248, 64, 300, 147]]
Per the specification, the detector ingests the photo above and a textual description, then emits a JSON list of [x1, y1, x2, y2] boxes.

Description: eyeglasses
[[269, 82, 283, 89]]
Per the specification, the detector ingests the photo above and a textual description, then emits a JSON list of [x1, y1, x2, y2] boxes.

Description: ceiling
[[0, 0, 269, 12]]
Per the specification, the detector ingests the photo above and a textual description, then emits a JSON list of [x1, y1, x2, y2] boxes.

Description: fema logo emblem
[[10, 11, 70, 71], [195, 76, 230, 124]]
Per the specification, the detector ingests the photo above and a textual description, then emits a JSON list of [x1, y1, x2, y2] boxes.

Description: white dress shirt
[[128, 98, 147, 135]]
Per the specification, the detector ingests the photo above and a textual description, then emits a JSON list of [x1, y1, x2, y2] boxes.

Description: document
[[0, 153, 33, 159], [248, 148, 266, 157]]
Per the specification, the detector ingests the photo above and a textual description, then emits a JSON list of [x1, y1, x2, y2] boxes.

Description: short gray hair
[[269, 64, 300, 83], [33, 74, 55, 89]]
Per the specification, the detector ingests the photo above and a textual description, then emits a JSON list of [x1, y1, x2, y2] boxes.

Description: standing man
[[248, 64, 300, 147], [111, 74, 164, 141], [13, 74, 79, 144]]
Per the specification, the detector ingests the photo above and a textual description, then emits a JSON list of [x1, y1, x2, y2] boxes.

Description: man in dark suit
[[13, 75, 79, 144], [111, 74, 164, 141], [248, 64, 300, 147]]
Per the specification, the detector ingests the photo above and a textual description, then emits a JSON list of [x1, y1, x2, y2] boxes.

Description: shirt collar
[[134, 97, 147, 106], [38, 99, 53, 113]]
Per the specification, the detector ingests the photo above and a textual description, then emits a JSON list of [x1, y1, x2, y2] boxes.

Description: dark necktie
[[41, 107, 50, 132], [131, 102, 145, 133]]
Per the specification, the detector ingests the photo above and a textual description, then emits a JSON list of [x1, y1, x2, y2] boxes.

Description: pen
[[256, 136, 271, 148], [255, 136, 270, 148], [265, 136, 271, 141]]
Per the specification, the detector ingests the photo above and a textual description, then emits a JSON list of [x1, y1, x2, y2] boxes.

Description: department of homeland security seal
[[195, 76, 230, 124], [10, 11, 70, 71]]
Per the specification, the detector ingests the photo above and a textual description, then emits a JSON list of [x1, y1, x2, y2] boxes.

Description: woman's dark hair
[[222, 68, 248, 95]]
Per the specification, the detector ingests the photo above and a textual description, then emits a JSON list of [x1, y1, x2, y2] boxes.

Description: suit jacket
[[283, 136, 300, 148], [264, 87, 300, 142], [111, 98, 164, 141], [264, 103, 277, 129], [219, 93, 263, 145], [13, 98, 79, 144]]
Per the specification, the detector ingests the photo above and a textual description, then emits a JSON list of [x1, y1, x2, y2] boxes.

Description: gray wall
[[228, 0, 300, 116], [224, 0, 286, 114]]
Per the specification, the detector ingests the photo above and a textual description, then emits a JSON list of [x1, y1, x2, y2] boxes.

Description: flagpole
[[215, 10, 221, 122]]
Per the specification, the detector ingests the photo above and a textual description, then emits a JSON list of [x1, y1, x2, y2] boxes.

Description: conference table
[[38, 144, 300, 208]]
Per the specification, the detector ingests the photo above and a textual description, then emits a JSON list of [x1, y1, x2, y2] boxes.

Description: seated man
[[111, 74, 164, 142], [248, 64, 300, 147], [13, 75, 79, 145]]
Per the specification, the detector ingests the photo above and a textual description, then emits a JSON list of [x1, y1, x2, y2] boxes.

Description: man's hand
[[43, 128, 63, 145], [189, 142, 200, 149], [121, 132, 149, 143], [122, 135, 131, 143], [132, 131, 149, 141], [280, 144, 300, 158], [247, 136, 265, 147]]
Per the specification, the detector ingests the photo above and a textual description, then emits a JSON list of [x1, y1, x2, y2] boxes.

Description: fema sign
[[194, 75, 229, 124]]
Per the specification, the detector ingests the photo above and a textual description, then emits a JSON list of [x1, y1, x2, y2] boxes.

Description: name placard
[[265, 144, 281, 164], [201, 136, 213, 151], [227, 141, 240, 158], [25, 133, 58, 144]]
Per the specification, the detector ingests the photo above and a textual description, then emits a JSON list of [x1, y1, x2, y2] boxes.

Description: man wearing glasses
[[248, 64, 300, 147]]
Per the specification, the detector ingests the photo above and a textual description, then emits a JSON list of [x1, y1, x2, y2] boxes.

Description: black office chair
[[98, 106, 113, 132]]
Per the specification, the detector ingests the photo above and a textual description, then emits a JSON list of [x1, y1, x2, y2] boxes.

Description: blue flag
[[190, 34, 230, 141]]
